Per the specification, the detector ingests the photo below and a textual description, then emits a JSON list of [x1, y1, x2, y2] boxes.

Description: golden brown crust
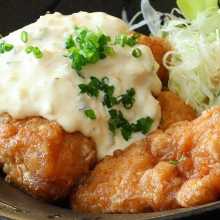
[[72, 107, 220, 213], [73, 140, 158, 213], [72, 140, 183, 213], [0, 113, 97, 201], [139, 35, 171, 85], [158, 91, 197, 130]]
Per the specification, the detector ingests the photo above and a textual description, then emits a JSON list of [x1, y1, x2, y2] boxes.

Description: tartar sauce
[[0, 12, 161, 158]]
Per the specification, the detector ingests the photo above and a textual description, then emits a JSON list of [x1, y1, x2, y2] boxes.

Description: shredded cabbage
[[128, 0, 220, 113], [129, 0, 165, 34], [160, 8, 220, 113], [129, 0, 220, 113], [140, 0, 162, 35]]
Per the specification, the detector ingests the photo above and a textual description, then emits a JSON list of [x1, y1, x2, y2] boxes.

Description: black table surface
[[0, 0, 177, 36], [0, 0, 219, 219]]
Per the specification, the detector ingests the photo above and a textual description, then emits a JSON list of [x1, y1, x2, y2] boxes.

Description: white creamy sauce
[[0, 12, 161, 158]]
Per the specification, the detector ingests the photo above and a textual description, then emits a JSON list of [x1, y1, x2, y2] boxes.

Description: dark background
[[0, 0, 219, 219], [0, 0, 176, 36]]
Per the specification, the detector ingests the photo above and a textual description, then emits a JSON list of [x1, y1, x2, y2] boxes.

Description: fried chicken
[[72, 107, 220, 213], [158, 91, 197, 130], [0, 113, 96, 201], [139, 35, 171, 85]]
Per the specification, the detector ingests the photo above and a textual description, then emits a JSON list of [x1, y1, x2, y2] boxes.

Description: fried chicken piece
[[0, 113, 96, 201], [139, 35, 171, 85], [73, 143, 157, 213], [158, 91, 197, 130], [73, 141, 182, 213], [72, 107, 220, 213], [176, 169, 220, 207]]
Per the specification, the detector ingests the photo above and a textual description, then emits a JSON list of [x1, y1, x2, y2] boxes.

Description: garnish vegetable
[[138, 0, 220, 113], [177, 0, 218, 20], [79, 76, 153, 141], [0, 42, 14, 54], [66, 27, 114, 72]]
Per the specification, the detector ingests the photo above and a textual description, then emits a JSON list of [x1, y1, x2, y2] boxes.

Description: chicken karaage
[[72, 107, 220, 213], [0, 113, 96, 201], [158, 91, 196, 130]]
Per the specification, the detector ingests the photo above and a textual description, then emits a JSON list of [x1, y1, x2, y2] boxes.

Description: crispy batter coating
[[72, 140, 182, 213], [73, 142, 159, 213], [0, 113, 96, 201], [72, 107, 220, 213], [139, 35, 171, 85], [158, 91, 197, 130]]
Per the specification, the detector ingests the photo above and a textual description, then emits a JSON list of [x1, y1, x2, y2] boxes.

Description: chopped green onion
[[66, 27, 114, 72], [169, 155, 186, 166], [108, 109, 132, 140], [84, 109, 96, 120], [78, 76, 148, 141], [103, 89, 118, 108], [21, 31, 28, 43], [26, 46, 43, 59], [132, 48, 142, 58], [65, 35, 75, 49], [0, 42, 14, 54], [25, 46, 33, 53], [133, 117, 154, 134], [169, 160, 179, 166], [79, 77, 102, 97], [79, 77, 136, 109], [121, 123, 133, 141], [33, 47, 43, 59], [108, 109, 153, 141], [114, 34, 138, 47], [177, 0, 219, 20], [4, 43, 14, 51], [118, 88, 136, 109], [102, 81, 118, 108], [104, 46, 116, 56]]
